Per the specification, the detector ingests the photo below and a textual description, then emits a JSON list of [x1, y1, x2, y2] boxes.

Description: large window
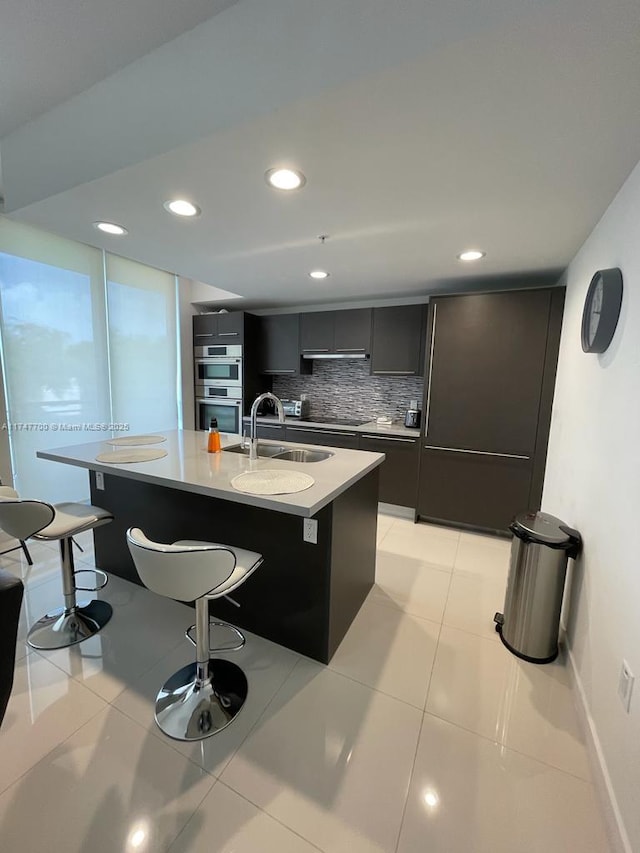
[[0, 219, 180, 503], [106, 254, 179, 435]]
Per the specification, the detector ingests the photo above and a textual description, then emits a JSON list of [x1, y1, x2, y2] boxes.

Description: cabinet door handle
[[335, 347, 365, 352], [256, 423, 284, 429], [423, 445, 530, 461], [262, 369, 296, 374], [194, 333, 214, 338], [361, 435, 417, 443], [424, 302, 437, 438], [373, 370, 416, 375], [302, 348, 330, 352], [288, 427, 357, 438], [218, 332, 239, 337]]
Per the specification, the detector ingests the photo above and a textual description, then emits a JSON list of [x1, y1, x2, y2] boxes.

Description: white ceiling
[[2, 0, 640, 308], [0, 0, 239, 138]]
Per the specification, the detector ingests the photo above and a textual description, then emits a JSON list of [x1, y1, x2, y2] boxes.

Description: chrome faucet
[[249, 392, 285, 461]]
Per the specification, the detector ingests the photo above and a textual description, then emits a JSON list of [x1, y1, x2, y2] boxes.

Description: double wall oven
[[194, 344, 243, 433]]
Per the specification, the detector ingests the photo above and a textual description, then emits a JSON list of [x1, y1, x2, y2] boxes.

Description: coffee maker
[[404, 400, 421, 429]]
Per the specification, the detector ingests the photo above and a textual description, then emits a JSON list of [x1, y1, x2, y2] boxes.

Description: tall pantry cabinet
[[417, 287, 564, 532]]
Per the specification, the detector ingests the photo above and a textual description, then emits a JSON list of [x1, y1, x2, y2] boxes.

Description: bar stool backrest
[[126, 527, 237, 602], [0, 499, 55, 542]]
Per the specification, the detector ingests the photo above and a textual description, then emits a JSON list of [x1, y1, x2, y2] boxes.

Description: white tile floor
[[0, 514, 611, 853]]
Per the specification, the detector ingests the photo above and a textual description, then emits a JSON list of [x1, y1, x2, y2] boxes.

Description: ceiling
[[0, 0, 239, 139], [2, 0, 640, 309]]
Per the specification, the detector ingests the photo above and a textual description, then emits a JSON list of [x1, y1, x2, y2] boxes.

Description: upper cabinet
[[300, 308, 372, 356], [193, 311, 245, 346], [370, 305, 427, 375], [300, 311, 334, 354], [259, 313, 310, 375], [334, 308, 372, 354]]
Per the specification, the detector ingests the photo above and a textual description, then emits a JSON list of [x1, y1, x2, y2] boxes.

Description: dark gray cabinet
[[418, 288, 564, 532], [300, 309, 372, 356], [359, 433, 419, 507], [285, 425, 360, 449], [418, 448, 531, 531], [300, 312, 335, 354], [371, 305, 427, 375], [241, 419, 286, 441], [259, 314, 310, 376], [334, 308, 372, 355], [193, 311, 244, 345]]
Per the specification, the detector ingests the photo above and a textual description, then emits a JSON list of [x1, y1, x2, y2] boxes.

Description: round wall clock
[[581, 267, 623, 353]]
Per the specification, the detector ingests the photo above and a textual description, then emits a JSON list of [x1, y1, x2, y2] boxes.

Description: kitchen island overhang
[[37, 430, 384, 663]]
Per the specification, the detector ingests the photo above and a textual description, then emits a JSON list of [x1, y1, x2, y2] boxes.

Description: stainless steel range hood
[[302, 352, 369, 359]]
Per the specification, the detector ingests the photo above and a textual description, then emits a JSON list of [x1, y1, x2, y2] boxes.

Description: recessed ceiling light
[[309, 270, 329, 280], [163, 199, 201, 217], [93, 221, 128, 236], [457, 249, 486, 262], [265, 168, 306, 190]]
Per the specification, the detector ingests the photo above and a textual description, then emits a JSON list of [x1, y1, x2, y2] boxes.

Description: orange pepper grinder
[[207, 417, 221, 453]]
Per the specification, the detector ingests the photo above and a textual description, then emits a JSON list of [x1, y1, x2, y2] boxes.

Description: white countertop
[[242, 416, 422, 438], [37, 429, 384, 518]]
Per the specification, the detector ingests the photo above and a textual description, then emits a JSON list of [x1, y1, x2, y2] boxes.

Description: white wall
[[542, 159, 640, 852]]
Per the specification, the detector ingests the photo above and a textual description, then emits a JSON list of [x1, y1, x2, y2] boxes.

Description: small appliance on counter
[[404, 400, 421, 429], [281, 399, 310, 419]]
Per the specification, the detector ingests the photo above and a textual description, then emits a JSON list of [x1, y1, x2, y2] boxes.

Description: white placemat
[[95, 448, 168, 464], [231, 469, 315, 495], [105, 434, 166, 446]]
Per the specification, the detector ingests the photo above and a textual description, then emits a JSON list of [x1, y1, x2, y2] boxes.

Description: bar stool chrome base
[[27, 599, 113, 650], [155, 659, 248, 741]]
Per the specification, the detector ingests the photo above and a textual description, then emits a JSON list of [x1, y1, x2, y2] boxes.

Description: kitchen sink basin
[[224, 443, 287, 458], [224, 444, 333, 463], [272, 448, 333, 463]]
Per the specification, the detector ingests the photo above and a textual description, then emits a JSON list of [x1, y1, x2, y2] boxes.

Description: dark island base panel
[[90, 469, 379, 664]]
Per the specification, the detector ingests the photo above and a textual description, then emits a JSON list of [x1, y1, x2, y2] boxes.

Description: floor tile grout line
[[162, 776, 222, 853], [392, 601, 450, 853], [358, 594, 446, 630], [376, 524, 461, 853], [438, 620, 503, 644], [421, 540, 458, 714], [0, 695, 108, 800], [420, 706, 595, 785], [221, 779, 328, 853], [216, 776, 330, 853], [366, 597, 450, 625], [325, 663, 430, 713]]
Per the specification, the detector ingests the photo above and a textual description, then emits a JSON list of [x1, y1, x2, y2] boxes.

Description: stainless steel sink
[[273, 448, 333, 463], [224, 443, 287, 458], [225, 443, 333, 463]]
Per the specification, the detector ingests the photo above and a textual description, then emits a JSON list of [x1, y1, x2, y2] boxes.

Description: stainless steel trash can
[[494, 511, 581, 663]]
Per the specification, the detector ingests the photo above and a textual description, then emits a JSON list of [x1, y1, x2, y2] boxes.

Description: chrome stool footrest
[[185, 620, 246, 653], [74, 568, 109, 592]]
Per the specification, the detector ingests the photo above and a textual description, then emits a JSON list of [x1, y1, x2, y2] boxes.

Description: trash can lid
[[511, 511, 576, 546]]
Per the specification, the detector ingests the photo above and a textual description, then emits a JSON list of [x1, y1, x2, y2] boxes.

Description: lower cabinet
[[241, 419, 286, 441], [359, 434, 419, 507], [417, 447, 532, 532], [284, 425, 360, 449], [255, 423, 286, 441]]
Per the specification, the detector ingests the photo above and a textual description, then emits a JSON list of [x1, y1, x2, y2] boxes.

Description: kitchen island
[[37, 430, 384, 663]]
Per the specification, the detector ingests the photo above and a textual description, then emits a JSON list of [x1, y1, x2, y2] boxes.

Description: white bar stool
[[126, 527, 263, 742], [0, 498, 113, 649], [0, 486, 33, 565]]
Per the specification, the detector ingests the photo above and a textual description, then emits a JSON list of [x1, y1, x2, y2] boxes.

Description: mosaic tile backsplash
[[272, 358, 424, 424]]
